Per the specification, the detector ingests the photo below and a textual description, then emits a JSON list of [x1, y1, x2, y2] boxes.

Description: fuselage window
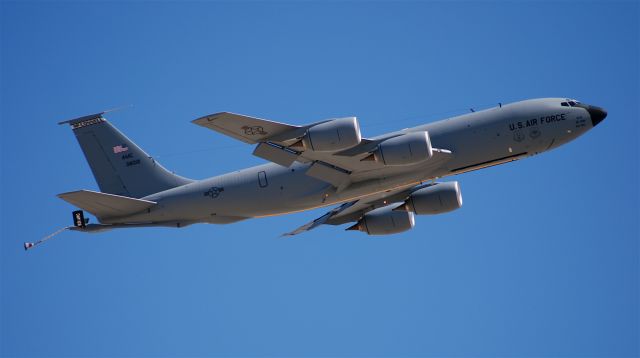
[[258, 171, 268, 188]]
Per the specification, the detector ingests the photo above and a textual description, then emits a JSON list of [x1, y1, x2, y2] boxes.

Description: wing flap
[[305, 161, 350, 188], [57, 190, 156, 219], [252, 142, 300, 167]]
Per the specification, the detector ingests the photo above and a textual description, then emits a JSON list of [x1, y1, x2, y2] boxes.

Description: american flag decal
[[113, 144, 129, 154]]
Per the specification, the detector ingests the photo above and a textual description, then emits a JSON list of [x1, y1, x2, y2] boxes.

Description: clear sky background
[[1, 1, 638, 357]]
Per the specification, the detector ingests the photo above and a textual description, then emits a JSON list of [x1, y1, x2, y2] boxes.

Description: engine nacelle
[[347, 205, 415, 235], [371, 131, 433, 166], [302, 117, 362, 152], [398, 181, 463, 215]]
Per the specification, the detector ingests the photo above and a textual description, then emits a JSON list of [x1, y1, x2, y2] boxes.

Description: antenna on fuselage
[[469, 108, 475, 112]]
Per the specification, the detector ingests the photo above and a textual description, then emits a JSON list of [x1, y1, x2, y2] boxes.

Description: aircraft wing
[[283, 183, 431, 236], [192, 112, 454, 191], [192, 112, 305, 144]]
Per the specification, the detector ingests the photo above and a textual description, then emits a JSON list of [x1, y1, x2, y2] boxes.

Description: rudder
[[59, 112, 193, 198]]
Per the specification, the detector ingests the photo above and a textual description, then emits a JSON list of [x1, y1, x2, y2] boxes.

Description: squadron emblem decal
[[513, 131, 525, 142], [204, 186, 225, 198], [529, 128, 541, 139]]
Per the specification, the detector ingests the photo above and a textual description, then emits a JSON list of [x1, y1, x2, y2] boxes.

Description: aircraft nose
[[587, 105, 607, 127]]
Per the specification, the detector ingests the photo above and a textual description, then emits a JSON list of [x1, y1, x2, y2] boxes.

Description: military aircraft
[[25, 98, 607, 249]]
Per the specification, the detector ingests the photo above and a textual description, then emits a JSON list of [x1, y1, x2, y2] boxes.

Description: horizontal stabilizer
[[57, 190, 156, 219]]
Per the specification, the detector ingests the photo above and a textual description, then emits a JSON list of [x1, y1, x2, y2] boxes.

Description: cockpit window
[[561, 100, 580, 107]]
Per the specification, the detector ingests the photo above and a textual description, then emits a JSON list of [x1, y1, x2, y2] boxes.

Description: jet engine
[[368, 131, 433, 166], [347, 205, 415, 235], [299, 117, 362, 152], [396, 181, 463, 215]]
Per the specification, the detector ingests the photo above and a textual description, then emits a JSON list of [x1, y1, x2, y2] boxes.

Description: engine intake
[[369, 131, 433, 166], [301, 117, 362, 152], [396, 181, 463, 215], [347, 205, 415, 235]]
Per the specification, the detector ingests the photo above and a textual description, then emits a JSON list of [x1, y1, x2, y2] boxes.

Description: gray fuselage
[[108, 98, 603, 226]]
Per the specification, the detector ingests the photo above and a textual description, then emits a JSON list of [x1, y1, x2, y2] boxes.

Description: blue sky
[[1, 1, 638, 357]]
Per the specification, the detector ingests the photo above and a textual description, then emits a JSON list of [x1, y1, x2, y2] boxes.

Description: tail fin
[[59, 112, 193, 198]]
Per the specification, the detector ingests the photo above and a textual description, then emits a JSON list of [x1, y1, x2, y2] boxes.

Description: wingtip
[[191, 112, 232, 124], [280, 230, 300, 238]]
